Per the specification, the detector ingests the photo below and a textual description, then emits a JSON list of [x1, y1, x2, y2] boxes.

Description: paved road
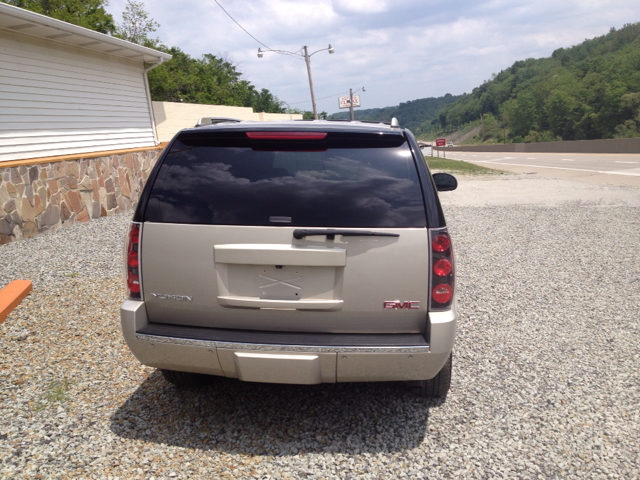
[[437, 150, 640, 185]]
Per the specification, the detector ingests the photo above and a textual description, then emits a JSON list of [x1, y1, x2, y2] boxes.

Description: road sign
[[339, 95, 361, 109], [436, 138, 446, 147]]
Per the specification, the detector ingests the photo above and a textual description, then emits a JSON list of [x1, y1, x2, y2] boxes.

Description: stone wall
[[0, 149, 162, 244]]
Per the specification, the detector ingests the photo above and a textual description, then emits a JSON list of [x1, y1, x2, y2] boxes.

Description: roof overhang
[[0, 2, 172, 64]]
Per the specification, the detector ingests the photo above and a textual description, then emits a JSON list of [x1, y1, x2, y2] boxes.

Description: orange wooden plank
[[0, 280, 33, 324]]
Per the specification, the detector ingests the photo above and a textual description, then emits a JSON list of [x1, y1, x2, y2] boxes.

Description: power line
[[213, 0, 338, 116], [288, 91, 351, 105], [213, 0, 303, 60], [214, 0, 271, 49]]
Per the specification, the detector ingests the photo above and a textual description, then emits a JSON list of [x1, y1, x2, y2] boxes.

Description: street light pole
[[303, 46, 318, 120], [259, 44, 333, 121]]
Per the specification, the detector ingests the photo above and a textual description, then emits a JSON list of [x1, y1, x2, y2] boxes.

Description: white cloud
[[332, 0, 389, 14], [104, 0, 640, 115]]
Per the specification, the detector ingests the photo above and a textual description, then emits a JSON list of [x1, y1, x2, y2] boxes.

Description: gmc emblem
[[383, 301, 420, 310]]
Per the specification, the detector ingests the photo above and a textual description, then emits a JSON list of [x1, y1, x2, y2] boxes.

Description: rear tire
[[414, 352, 452, 398], [160, 369, 213, 388]]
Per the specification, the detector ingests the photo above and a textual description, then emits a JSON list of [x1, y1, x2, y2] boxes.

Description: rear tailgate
[[141, 224, 430, 334]]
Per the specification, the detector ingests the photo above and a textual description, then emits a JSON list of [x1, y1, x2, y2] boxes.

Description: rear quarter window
[[144, 132, 427, 228]]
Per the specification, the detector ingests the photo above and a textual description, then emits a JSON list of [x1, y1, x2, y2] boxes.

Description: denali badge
[[383, 301, 420, 310], [151, 293, 193, 301]]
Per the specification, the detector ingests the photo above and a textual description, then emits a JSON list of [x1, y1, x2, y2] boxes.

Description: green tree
[[546, 90, 577, 139], [619, 92, 640, 119], [592, 80, 629, 137], [148, 48, 244, 105], [614, 119, 638, 138], [510, 92, 539, 137], [147, 48, 286, 113], [1, 0, 115, 34], [248, 88, 286, 114], [300, 111, 327, 119], [115, 0, 160, 47], [500, 98, 517, 133]]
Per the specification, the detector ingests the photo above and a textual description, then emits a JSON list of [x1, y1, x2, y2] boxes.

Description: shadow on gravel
[[110, 370, 436, 455]]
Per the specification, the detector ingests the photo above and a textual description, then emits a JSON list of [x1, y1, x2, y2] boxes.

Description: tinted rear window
[[144, 132, 426, 228]]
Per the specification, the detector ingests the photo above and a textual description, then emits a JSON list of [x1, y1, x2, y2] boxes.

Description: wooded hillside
[[433, 22, 640, 143], [329, 94, 462, 133], [331, 23, 640, 143]]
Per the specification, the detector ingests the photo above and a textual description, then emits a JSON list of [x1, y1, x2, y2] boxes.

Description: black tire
[[414, 352, 452, 398], [160, 369, 213, 388]]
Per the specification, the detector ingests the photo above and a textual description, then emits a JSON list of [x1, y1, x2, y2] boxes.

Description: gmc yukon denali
[[120, 119, 458, 398]]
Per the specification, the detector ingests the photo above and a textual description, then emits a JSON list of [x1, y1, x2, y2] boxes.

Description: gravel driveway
[[1, 175, 639, 479]]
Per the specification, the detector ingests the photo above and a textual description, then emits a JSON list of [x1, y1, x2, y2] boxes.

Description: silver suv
[[120, 120, 457, 398]]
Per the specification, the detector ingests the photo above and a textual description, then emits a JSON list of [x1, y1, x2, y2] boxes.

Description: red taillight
[[127, 274, 140, 293], [432, 234, 451, 253], [128, 252, 138, 268], [430, 229, 454, 309], [432, 284, 453, 304], [246, 132, 328, 140], [126, 223, 141, 299], [129, 227, 139, 244], [433, 258, 452, 277]]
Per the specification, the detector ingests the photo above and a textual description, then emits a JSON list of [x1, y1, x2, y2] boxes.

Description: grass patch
[[426, 156, 504, 175], [45, 380, 72, 402], [33, 380, 73, 412]]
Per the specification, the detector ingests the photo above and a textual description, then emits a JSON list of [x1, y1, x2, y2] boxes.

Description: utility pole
[[303, 46, 318, 120], [349, 88, 354, 121], [259, 44, 333, 120]]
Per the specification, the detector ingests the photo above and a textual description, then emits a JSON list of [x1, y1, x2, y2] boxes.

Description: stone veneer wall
[[0, 149, 162, 244]]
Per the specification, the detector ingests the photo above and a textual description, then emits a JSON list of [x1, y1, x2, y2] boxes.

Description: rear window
[[144, 131, 427, 228]]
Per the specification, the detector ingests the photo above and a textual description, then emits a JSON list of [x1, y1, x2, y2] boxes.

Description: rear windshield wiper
[[293, 229, 400, 240]]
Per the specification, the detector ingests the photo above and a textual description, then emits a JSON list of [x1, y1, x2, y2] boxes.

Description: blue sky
[[106, 0, 640, 115]]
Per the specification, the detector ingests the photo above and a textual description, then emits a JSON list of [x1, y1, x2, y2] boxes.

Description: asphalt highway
[[437, 150, 640, 185]]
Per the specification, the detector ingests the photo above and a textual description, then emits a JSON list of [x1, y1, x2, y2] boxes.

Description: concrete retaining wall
[[0, 149, 162, 244], [153, 101, 303, 142], [434, 137, 640, 154]]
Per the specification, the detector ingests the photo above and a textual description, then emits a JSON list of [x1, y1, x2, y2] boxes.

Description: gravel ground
[[1, 177, 640, 479]]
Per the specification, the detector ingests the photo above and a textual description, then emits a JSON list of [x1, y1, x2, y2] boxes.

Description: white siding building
[[0, 3, 172, 163]]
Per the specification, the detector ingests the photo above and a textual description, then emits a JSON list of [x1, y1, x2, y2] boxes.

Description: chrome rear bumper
[[121, 300, 456, 384]]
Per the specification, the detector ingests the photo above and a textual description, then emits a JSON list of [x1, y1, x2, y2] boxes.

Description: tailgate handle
[[293, 229, 400, 240]]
